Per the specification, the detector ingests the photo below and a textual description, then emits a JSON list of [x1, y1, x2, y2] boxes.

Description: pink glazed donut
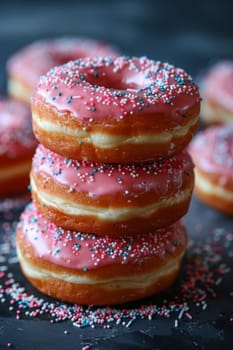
[[16, 202, 188, 305], [7, 37, 119, 104], [30, 144, 194, 236], [201, 61, 233, 124], [31, 56, 200, 163], [0, 99, 37, 197], [189, 125, 233, 215]]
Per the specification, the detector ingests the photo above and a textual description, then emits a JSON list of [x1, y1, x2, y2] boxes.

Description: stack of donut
[[16, 56, 200, 305]]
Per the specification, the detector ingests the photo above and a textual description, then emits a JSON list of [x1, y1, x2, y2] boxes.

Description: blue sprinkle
[[73, 243, 81, 250]]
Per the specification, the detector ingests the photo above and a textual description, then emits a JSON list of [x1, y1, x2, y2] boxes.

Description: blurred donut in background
[[189, 125, 233, 216], [200, 61, 233, 125], [7, 37, 120, 104], [0, 98, 37, 197]]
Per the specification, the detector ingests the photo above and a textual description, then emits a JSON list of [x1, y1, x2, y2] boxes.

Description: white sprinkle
[[216, 277, 222, 285], [126, 318, 136, 328], [202, 303, 207, 310], [178, 305, 186, 320]]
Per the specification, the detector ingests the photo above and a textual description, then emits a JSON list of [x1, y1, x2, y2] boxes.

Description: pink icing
[[18, 202, 186, 270], [32, 144, 193, 198], [0, 99, 37, 158], [189, 125, 233, 182], [7, 38, 119, 87], [33, 56, 200, 124], [202, 61, 233, 112]]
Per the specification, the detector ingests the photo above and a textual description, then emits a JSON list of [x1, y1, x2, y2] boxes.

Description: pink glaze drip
[[202, 61, 233, 112], [0, 99, 37, 158], [7, 38, 119, 87], [189, 125, 233, 182], [33, 56, 200, 123], [32, 144, 193, 198], [18, 202, 187, 270]]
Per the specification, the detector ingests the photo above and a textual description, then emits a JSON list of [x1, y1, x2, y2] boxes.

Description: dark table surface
[[0, 1, 233, 349]]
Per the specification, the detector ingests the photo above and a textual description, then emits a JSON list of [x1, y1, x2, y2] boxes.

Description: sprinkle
[[185, 312, 192, 320], [125, 317, 136, 327], [0, 198, 232, 330]]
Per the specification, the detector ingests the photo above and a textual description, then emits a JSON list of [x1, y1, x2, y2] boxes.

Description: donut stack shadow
[[16, 56, 200, 305]]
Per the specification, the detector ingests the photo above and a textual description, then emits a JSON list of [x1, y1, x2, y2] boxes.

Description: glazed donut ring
[[189, 125, 233, 216], [201, 61, 233, 125], [32, 56, 200, 163], [7, 37, 119, 104], [0, 99, 37, 197], [30, 144, 194, 235], [16, 202, 188, 305]]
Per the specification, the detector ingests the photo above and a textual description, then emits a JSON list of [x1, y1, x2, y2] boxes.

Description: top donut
[[32, 56, 200, 163], [7, 37, 119, 104]]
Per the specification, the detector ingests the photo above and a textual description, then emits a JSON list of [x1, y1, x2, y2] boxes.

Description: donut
[[30, 144, 194, 236], [0, 99, 37, 197], [201, 61, 233, 125], [189, 125, 233, 216], [7, 37, 119, 104], [16, 202, 188, 305], [31, 56, 200, 163]]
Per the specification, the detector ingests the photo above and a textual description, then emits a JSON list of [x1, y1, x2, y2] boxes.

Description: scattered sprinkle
[[0, 198, 232, 329]]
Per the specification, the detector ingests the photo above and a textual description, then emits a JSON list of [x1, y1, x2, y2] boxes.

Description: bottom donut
[[16, 202, 188, 305]]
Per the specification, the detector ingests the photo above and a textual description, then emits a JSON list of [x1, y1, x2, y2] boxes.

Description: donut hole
[[85, 70, 149, 92]]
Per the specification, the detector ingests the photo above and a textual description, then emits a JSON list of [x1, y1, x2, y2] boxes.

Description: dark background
[[0, 1, 233, 349], [0, 0, 233, 92]]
